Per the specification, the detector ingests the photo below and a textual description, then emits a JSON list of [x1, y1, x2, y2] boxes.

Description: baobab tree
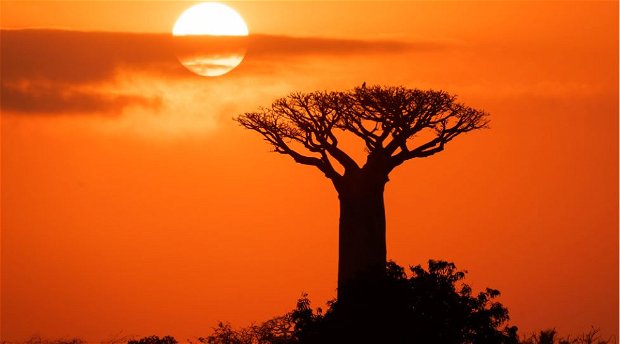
[[236, 84, 488, 309]]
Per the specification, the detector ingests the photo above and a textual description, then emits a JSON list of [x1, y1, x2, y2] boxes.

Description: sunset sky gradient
[[1, 1, 618, 342]]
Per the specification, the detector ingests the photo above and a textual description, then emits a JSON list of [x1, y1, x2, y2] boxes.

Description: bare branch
[[389, 102, 489, 169], [236, 110, 341, 180]]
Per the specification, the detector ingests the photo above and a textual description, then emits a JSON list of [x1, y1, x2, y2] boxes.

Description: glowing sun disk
[[172, 3, 249, 36]]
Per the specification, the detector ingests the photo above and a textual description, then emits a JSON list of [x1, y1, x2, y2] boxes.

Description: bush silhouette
[[199, 318, 294, 344], [205, 260, 519, 344], [127, 336, 177, 344], [520, 328, 614, 344], [22, 337, 85, 344]]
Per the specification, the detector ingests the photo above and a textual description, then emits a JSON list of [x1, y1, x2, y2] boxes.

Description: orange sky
[[1, 1, 618, 342]]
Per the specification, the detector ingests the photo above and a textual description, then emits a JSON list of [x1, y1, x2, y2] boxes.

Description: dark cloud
[[1, 29, 436, 114], [1, 83, 161, 115], [248, 34, 437, 58], [1, 30, 183, 85], [1, 30, 177, 114]]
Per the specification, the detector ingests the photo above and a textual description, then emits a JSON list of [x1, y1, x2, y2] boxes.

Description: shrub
[[521, 328, 614, 344], [127, 336, 177, 344], [205, 260, 519, 344]]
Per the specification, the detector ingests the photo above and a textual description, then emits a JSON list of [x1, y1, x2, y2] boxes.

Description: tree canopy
[[236, 84, 489, 181]]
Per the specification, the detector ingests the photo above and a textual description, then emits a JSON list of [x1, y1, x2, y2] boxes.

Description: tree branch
[[237, 110, 342, 180]]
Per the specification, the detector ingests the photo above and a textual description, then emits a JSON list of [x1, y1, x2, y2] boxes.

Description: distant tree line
[[9, 328, 613, 344]]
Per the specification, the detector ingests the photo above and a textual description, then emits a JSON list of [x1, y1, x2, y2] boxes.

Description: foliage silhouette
[[521, 328, 614, 344], [199, 317, 294, 344], [204, 260, 519, 344], [127, 336, 177, 344], [236, 84, 489, 317], [22, 337, 85, 344]]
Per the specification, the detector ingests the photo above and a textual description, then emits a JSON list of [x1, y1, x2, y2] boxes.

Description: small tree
[[236, 84, 488, 315]]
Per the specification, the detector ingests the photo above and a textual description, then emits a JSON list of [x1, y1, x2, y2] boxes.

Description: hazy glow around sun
[[172, 3, 248, 36]]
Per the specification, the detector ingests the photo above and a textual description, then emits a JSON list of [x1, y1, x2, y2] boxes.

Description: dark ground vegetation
[[7, 260, 614, 344]]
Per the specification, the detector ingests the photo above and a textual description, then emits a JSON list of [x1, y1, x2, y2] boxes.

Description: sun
[[173, 3, 248, 36], [172, 2, 249, 77]]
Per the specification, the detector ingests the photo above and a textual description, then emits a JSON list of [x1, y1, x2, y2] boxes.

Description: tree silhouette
[[236, 84, 488, 317]]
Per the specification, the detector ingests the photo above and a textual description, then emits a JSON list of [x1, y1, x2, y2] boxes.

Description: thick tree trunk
[[329, 169, 391, 341], [334, 170, 388, 303]]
